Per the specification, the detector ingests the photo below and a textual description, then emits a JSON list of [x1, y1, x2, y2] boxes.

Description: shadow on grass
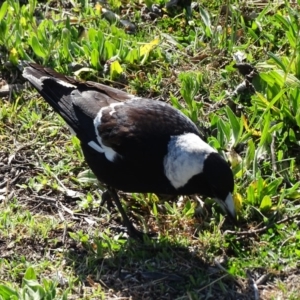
[[64, 233, 249, 299]]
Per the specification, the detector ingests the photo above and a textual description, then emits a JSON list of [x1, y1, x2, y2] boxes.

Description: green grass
[[1, 0, 300, 299]]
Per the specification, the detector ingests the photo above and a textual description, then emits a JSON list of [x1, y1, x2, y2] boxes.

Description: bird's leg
[[107, 187, 147, 240], [99, 190, 115, 210]]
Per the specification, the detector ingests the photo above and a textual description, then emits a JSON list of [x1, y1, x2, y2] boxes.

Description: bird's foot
[[126, 223, 157, 241], [98, 189, 116, 216], [106, 187, 157, 241]]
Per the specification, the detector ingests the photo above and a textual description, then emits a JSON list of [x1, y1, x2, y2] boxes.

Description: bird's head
[[164, 133, 236, 220]]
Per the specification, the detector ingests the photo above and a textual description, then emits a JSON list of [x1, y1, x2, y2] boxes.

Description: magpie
[[166, 0, 192, 20], [22, 63, 235, 239]]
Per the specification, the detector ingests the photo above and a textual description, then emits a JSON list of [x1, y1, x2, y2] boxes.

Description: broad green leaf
[[104, 40, 115, 60], [0, 285, 19, 299], [164, 201, 174, 214], [0, 19, 7, 41], [152, 202, 158, 217], [286, 31, 296, 49], [255, 92, 281, 114], [199, 7, 211, 36], [268, 52, 286, 73], [247, 184, 255, 205], [259, 112, 271, 147], [245, 139, 255, 167], [208, 136, 221, 149], [284, 182, 300, 199], [266, 178, 283, 195], [233, 193, 243, 213], [217, 118, 230, 146], [295, 249, 300, 257], [260, 195, 272, 212], [88, 27, 97, 42], [30, 35, 46, 58], [110, 60, 123, 79], [90, 48, 100, 69], [0, 1, 8, 20], [226, 106, 242, 146], [269, 71, 285, 88], [24, 267, 37, 281], [125, 48, 138, 63], [139, 38, 159, 57], [9, 47, 18, 64], [274, 14, 290, 30]]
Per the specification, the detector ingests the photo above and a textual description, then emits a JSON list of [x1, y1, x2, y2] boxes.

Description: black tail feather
[[23, 64, 82, 135]]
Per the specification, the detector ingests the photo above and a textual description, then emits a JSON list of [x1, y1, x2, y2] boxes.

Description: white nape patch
[[92, 103, 124, 161], [164, 133, 216, 189]]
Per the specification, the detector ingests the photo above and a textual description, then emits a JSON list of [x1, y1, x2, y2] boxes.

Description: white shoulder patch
[[44, 77, 76, 88], [22, 72, 44, 88], [92, 103, 124, 162], [23, 69, 76, 89], [129, 96, 143, 101], [163, 133, 216, 189], [108, 102, 124, 116]]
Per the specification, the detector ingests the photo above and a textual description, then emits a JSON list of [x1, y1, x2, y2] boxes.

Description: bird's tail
[[22, 63, 81, 134]]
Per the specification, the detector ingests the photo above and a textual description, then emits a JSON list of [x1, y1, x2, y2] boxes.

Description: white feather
[[93, 103, 124, 161], [23, 69, 76, 89], [42, 77, 76, 88], [163, 133, 216, 189], [108, 102, 124, 116], [88, 141, 104, 153], [22, 72, 43, 88]]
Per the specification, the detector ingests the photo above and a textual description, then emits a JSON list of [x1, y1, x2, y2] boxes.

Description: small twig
[[214, 259, 244, 289], [59, 202, 74, 216], [8, 143, 32, 165], [30, 201, 44, 211], [255, 273, 271, 286], [51, 173, 83, 198], [35, 195, 57, 203], [57, 210, 65, 222], [224, 212, 300, 236], [35, 191, 105, 222], [0, 179, 9, 189], [214, 259, 228, 273], [62, 222, 67, 245]]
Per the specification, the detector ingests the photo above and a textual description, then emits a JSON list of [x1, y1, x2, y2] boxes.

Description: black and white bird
[[22, 63, 235, 239]]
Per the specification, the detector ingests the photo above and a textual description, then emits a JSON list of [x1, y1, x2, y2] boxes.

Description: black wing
[[97, 99, 200, 159], [22, 63, 134, 145]]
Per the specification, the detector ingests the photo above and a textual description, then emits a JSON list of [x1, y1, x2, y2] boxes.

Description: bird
[[22, 62, 236, 239], [165, 0, 192, 20]]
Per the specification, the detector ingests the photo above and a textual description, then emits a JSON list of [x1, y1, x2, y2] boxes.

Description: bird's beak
[[215, 193, 236, 220]]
